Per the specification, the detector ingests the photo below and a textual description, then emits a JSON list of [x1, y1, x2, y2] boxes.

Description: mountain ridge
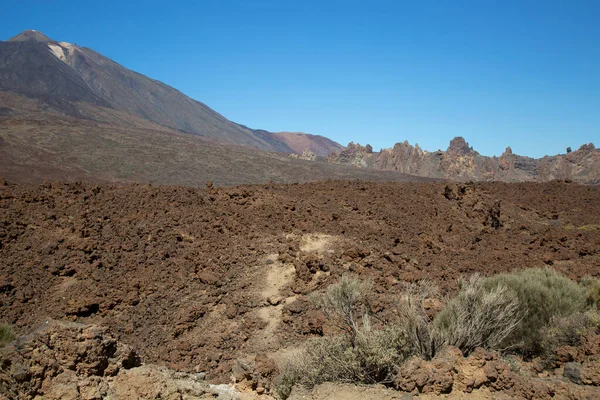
[[328, 137, 600, 184]]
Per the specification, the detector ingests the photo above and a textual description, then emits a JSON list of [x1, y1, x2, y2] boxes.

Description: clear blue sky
[[2, 0, 599, 157]]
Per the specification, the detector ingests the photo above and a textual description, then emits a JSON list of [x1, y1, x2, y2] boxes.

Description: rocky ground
[[1, 179, 600, 398]]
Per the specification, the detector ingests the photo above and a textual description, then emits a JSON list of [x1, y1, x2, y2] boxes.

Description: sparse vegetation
[[275, 327, 413, 399], [580, 276, 600, 309], [396, 280, 438, 360], [0, 324, 15, 347], [275, 269, 600, 398], [315, 274, 373, 345], [539, 311, 600, 367], [483, 267, 588, 354], [434, 275, 523, 356], [275, 276, 413, 399]]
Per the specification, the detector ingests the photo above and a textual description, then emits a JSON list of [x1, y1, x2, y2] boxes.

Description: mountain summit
[[0, 30, 342, 155], [7, 30, 53, 43]]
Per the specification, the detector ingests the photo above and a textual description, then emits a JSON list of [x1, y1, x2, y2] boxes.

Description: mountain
[[328, 137, 600, 184], [236, 127, 345, 157], [0, 30, 341, 154]]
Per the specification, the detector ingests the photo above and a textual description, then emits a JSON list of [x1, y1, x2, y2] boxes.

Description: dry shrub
[[433, 275, 523, 356], [275, 269, 596, 398], [0, 324, 14, 347], [579, 276, 600, 309], [316, 274, 372, 343], [396, 281, 439, 360], [483, 267, 588, 354], [539, 311, 600, 367], [275, 275, 412, 399], [274, 327, 412, 399]]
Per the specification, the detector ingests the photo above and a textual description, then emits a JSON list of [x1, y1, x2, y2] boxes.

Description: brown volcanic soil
[[0, 109, 426, 187], [1, 179, 599, 384]]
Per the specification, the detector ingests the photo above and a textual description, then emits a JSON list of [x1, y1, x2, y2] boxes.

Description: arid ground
[[1, 179, 600, 399]]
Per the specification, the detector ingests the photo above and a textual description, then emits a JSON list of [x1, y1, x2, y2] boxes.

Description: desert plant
[[483, 267, 588, 354], [316, 274, 372, 344], [396, 280, 439, 360], [539, 310, 600, 367], [434, 275, 523, 356], [275, 276, 413, 399], [275, 269, 595, 398], [579, 276, 600, 309], [274, 326, 412, 399], [0, 324, 15, 347]]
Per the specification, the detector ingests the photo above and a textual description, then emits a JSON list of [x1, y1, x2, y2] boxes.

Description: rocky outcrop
[[395, 346, 600, 399], [0, 320, 240, 400], [0, 320, 140, 399], [329, 137, 600, 184], [328, 142, 378, 168]]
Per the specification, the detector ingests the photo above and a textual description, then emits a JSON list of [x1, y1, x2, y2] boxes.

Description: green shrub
[[434, 275, 523, 356], [0, 324, 14, 347], [483, 267, 588, 354]]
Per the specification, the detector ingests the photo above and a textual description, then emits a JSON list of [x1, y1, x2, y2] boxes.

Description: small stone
[[564, 362, 582, 384], [225, 303, 238, 319], [256, 386, 265, 394], [267, 296, 282, 306], [11, 363, 29, 383]]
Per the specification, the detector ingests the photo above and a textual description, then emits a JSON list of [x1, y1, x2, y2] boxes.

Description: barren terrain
[[1, 179, 599, 398], [0, 110, 425, 187]]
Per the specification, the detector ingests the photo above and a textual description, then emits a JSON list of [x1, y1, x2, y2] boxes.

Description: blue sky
[[2, 0, 599, 157]]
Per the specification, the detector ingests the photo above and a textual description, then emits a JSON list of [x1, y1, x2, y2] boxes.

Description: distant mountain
[[328, 137, 600, 184], [0, 30, 341, 154], [235, 126, 344, 157]]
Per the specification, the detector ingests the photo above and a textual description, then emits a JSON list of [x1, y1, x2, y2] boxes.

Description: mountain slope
[[0, 93, 426, 186], [272, 131, 345, 157], [0, 30, 341, 154]]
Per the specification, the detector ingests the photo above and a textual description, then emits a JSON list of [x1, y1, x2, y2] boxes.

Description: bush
[[434, 275, 523, 356], [316, 274, 372, 344], [275, 269, 595, 397], [0, 324, 14, 347], [396, 281, 439, 360], [579, 276, 600, 309], [275, 276, 413, 399], [274, 327, 412, 399], [539, 311, 600, 367], [483, 267, 588, 354]]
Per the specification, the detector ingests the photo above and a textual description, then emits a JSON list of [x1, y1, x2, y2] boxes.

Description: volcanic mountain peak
[[7, 30, 53, 43], [0, 29, 344, 157]]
